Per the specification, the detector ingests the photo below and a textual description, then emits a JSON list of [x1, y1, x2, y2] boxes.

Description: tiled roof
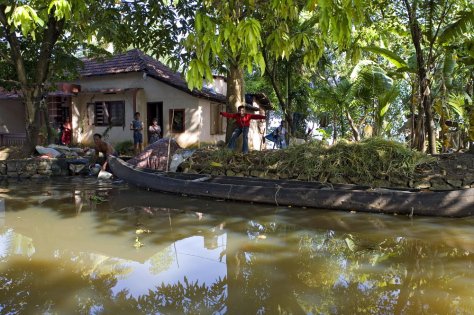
[[79, 49, 226, 103]]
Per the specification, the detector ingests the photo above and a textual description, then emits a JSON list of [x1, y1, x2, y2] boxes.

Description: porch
[[0, 132, 27, 147]]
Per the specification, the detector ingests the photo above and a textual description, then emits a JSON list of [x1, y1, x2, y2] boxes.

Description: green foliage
[[7, 4, 44, 38], [438, 8, 474, 44], [362, 46, 410, 70], [183, 1, 266, 90], [114, 140, 133, 155]]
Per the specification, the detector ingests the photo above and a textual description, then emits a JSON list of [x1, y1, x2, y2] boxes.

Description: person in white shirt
[[276, 121, 287, 149]]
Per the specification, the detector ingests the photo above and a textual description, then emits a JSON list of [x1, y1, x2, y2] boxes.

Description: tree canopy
[[1, 0, 473, 152]]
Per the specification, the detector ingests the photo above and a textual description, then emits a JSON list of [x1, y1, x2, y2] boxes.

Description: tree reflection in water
[[0, 178, 473, 314]]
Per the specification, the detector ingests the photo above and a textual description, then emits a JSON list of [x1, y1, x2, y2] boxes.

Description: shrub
[[115, 140, 134, 155]]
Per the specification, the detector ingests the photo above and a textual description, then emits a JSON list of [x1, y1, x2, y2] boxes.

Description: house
[[0, 49, 272, 151]]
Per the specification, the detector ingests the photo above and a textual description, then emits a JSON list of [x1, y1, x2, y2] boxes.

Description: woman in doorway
[[61, 117, 72, 146], [148, 117, 161, 144]]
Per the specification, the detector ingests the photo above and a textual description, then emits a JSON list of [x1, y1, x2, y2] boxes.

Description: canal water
[[0, 177, 473, 314]]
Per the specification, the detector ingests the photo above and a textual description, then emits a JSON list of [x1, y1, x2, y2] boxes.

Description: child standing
[[130, 112, 144, 154]]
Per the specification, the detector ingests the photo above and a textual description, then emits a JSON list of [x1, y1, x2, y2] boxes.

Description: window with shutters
[[93, 101, 125, 126], [210, 103, 225, 135]]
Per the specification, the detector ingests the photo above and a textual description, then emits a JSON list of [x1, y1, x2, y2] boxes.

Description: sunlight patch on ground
[[0, 147, 11, 160]]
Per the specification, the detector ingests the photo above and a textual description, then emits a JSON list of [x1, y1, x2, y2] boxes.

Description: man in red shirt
[[220, 105, 266, 154]]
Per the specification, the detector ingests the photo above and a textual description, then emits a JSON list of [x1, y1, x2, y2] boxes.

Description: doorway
[[147, 102, 163, 140]]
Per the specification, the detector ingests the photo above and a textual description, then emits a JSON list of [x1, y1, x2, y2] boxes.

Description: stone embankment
[[180, 153, 474, 191], [0, 158, 87, 179], [411, 153, 474, 190], [2, 151, 474, 191]]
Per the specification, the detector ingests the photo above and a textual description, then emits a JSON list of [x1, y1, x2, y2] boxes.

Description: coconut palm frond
[[350, 61, 393, 99], [348, 98, 365, 109]]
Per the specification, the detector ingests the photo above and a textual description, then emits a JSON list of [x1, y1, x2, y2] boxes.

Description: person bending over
[[92, 133, 116, 171]]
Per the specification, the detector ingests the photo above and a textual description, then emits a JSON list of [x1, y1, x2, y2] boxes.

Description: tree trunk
[[409, 79, 416, 148], [23, 88, 44, 152], [415, 101, 425, 151], [345, 110, 361, 141], [0, 6, 64, 153], [263, 53, 293, 140], [422, 81, 437, 154], [225, 63, 245, 148], [404, 0, 437, 154]]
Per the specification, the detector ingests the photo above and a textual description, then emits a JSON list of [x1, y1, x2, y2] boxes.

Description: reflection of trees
[[137, 277, 227, 314], [0, 249, 227, 314], [293, 231, 474, 314], [1, 218, 473, 314], [4, 210, 471, 314], [0, 229, 35, 257], [0, 259, 118, 314], [220, 218, 474, 314]]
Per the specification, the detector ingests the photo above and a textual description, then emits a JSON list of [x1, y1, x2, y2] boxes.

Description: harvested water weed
[[181, 138, 435, 185]]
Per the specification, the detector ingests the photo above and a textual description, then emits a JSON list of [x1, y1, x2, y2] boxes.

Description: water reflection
[[0, 177, 473, 314]]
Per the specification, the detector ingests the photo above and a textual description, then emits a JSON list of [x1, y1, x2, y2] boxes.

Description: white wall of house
[[205, 76, 227, 95], [73, 73, 226, 148], [0, 99, 25, 133], [248, 119, 266, 151], [248, 101, 267, 151]]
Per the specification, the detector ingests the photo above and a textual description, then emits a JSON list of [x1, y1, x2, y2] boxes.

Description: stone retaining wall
[[0, 158, 87, 178], [2, 155, 474, 190]]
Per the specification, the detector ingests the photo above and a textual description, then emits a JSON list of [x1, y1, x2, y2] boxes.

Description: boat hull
[[109, 157, 474, 217]]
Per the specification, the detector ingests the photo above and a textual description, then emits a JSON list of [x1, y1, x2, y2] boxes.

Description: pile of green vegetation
[[182, 138, 436, 184]]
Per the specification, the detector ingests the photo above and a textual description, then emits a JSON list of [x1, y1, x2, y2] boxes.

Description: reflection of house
[[0, 49, 272, 150]]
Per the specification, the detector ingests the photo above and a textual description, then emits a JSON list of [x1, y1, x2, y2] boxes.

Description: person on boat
[[148, 117, 161, 144], [220, 105, 266, 154], [130, 112, 144, 154], [91, 133, 117, 171], [61, 116, 72, 146]]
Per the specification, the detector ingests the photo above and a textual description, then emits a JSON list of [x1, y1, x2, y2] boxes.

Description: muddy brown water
[[0, 177, 473, 314]]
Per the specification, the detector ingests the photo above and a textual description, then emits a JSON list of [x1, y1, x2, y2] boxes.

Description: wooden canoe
[[108, 156, 474, 217]]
